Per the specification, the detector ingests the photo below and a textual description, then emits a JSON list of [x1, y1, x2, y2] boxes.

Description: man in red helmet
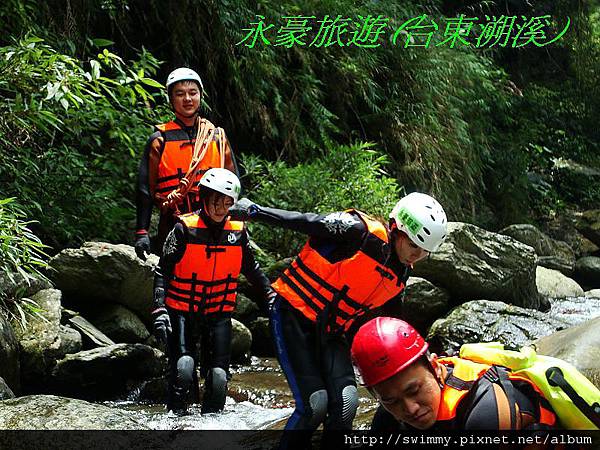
[[351, 317, 557, 430]]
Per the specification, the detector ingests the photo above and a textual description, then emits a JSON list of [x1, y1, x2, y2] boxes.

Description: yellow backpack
[[459, 342, 600, 430]]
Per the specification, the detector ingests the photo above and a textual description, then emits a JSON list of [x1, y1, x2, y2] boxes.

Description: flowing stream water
[[104, 296, 600, 430]]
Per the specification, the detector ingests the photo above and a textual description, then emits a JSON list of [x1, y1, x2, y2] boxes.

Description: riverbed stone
[[49, 242, 157, 324], [0, 376, 15, 400], [0, 313, 19, 393], [426, 300, 574, 354], [586, 289, 600, 298], [88, 303, 149, 344], [380, 277, 450, 333], [14, 289, 66, 391], [576, 209, 600, 247], [412, 222, 542, 309], [573, 256, 600, 289], [232, 319, 252, 363], [51, 343, 165, 400], [0, 271, 52, 301], [499, 224, 575, 275], [534, 317, 600, 389], [0, 395, 148, 429], [536, 266, 584, 298]]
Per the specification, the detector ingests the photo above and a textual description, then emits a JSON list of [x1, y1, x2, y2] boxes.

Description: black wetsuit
[[154, 208, 270, 412], [249, 206, 410, 448]]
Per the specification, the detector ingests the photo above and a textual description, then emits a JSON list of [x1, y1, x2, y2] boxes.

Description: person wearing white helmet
[[227, 192, 447, 448], [152, 168, 274, 415], [135, 67, 239, 261]]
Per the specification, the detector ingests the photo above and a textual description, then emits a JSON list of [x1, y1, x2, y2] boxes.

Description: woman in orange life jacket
[[135, 67, 240, 260], [228, 192, 447, 446], [151, 168, 275, 415], [351, 317, 557, 431]]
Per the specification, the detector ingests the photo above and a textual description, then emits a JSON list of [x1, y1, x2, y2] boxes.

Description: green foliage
[[0, 35, 167, 248], [241, 142, 400, 259], [0, 197, 49, 326]]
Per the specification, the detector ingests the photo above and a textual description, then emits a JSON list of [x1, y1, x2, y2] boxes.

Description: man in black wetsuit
[[135, 67, 239, 259]]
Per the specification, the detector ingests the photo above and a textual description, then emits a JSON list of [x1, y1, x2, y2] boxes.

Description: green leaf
[[92, 38, 114, 48]]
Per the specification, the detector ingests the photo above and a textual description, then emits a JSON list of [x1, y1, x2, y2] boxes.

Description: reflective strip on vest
[[272, 210, 404, 332], [165, 213, 243, 314], [436, 357, 556, 428], [155, 121, 223, 206]]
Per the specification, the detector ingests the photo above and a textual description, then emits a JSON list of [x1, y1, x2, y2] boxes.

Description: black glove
[[152, 307, 172, 343], [228, 198, 260, 222], [135, 230, 151, 261]]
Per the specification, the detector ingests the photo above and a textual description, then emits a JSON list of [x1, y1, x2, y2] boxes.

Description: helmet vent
[[423, 227, 431, 236], [430, 214, 436, 222], [417, 235, 425, 243]]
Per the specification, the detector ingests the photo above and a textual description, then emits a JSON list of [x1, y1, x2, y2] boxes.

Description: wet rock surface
[[412, 222, 541, 309]]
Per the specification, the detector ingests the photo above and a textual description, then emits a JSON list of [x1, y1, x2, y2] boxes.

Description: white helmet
[[199, 168, 241, 202], [166, 67, 204, 92], [389, 192, 447, 252]]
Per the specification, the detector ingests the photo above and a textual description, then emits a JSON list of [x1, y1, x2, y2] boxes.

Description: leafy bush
[[241, 142, 401, 260], [0, 197, 49, 325], [0, 36, 167, 249]]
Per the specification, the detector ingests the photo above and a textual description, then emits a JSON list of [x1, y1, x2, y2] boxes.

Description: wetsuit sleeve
[[136, 131, 163, 231], [153, 222, 186, 309], [239, 229, 272, 298], [252, 207, 367, 242]]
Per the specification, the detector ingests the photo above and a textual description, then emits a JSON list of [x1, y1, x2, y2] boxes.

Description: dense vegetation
[[1, 0, 598, 263]]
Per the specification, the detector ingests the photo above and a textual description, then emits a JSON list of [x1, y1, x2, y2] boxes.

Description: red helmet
[[351, 317, 428, 387]]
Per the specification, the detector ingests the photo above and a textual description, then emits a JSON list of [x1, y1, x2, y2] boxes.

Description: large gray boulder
[[0, 376, 15, 400], [536, 266, 584, 298], [0, 395, 148, 429], [573, 256, 600, 289], [49, 242, 157, 324], [426, 300, 574, 354], [412, 222, 542, 309], [380, 277, 450, 333], [534, 317, 600, 389], [232, 292, 260, 325], [51, 343, 165, 400], [499, 224, 575, 275], [231, 318, 252, 363], [89, 304, 150, 344], [0, 314, 19, 393], [577, 209, 600, 247], [14, 289, 70, 391], [58, 325, 82, 355], [0, 271, 52, 301]]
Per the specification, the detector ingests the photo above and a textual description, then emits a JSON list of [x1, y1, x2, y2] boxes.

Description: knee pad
[[341, 385, 359, 428], [202, 367, 228, 413], [175, 355, 195, 391], [306, 389, 328, 428]]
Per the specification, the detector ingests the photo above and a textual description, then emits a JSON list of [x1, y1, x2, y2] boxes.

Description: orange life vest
[[436, 357, 557, 429], [154, 121, 224, 213], [272, 210, 406, 332], [165, 212, 244, 315]]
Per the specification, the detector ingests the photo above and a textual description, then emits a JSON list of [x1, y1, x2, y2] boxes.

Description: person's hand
[[263, 290, 277, 316], [228, 198, 259, 221], [135, 230, 151, 261], [152, 307, 172, 343]]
